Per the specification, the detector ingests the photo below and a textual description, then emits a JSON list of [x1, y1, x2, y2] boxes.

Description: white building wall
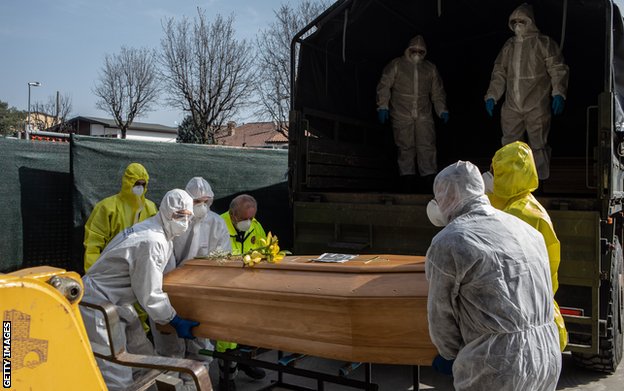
[[89, 124, 106, 136], [125, 129, 177, 143], [103, 127, 118, 137]]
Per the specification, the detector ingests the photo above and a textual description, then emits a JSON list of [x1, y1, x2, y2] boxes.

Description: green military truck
[[288, 0, 624, 372]]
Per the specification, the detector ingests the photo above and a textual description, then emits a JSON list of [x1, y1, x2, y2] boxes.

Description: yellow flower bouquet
[[242, 232, 291, 267]]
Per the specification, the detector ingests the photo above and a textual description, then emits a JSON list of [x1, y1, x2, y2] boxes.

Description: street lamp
[[26, 81, 41, 140]]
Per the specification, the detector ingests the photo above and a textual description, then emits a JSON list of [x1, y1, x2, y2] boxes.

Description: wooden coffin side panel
[[164, 260, 437, 365]]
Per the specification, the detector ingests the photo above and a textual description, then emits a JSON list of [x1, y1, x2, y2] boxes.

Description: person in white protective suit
[[425, 161, 561, 391], [151, 177, 232, 383], [485, 3, 569, 180], [81, 189, 200, 391], [172, 177, 232, 264], [376, 35, 449, 192]]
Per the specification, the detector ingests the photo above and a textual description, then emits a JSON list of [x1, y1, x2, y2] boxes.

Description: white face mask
[[193, 204, 208, 219], [410, 53, 425, 63], [426, 199, 448, 227], [513, 23, 527, 37], [482, 171, 494, 194], [169, 219, 189, 237], [132, 185, 144, 196], [235, 219, 252, 232]]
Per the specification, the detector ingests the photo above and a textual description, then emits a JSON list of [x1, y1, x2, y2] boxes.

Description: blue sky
[[0, 0, 299, 127]]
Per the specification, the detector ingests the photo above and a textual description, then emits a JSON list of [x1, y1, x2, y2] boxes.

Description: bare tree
[[93, 46, 160, 139], [255, 1, 328, 137], [160, 10, 255, 144], [31, 92, 72, 131]]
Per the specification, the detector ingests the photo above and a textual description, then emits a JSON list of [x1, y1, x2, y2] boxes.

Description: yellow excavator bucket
[[0, 266, 107, 390]]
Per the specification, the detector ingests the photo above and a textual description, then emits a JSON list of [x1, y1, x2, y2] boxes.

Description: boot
[[238, 363, 266, 380]]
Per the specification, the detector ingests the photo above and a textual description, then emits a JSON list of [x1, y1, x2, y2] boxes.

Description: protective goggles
[[172, 211, 192, 221]]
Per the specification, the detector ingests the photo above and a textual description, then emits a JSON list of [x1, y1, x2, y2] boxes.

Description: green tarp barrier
[[71, 135, 291, 273], [0, 135, 290, 273], [0, 138, 70, 272]]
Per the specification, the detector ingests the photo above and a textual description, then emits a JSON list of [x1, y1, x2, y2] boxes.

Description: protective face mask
[[193, 204, 208, 219], [513, 23, 527, 37], [426, 199, 448, 227], [132, 185, 144, 196], [482, 171, 494, 194], [169, 219, 189, 237], [235, 219, 252, 232], [410, 53, 425, 63]]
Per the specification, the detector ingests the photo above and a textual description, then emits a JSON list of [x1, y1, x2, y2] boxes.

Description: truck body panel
[[290, 0, 624, 369]]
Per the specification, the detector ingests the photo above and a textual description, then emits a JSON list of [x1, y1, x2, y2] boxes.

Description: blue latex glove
[[440, 112, 449, 124], [485, 98, 495, 117], [169, 315, 199, 340], [378, 109, 390, 124], [552, 95, 565, 115], [432, 354, 454, 376]]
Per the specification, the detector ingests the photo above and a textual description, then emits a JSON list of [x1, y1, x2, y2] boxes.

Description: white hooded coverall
[[81, 189, 193, 391], [485, 3, 569, 180], [172, 177, 232, 264], [377, 35, 448, 176], [152, 177, 232, 369], [426, 161, 561, 391]]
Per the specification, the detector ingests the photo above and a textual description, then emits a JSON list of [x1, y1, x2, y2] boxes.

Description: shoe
[[238, 363, 266, 380]]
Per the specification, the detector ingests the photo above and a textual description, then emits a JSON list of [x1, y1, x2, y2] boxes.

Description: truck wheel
[[572, 237, 623, 372]]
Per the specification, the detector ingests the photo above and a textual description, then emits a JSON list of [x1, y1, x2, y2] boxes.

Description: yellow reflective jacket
[[488, 141, 567, 351], [83, 163, 158, 271], [217, 211, 268, 352], [220, 212, 267, 256]]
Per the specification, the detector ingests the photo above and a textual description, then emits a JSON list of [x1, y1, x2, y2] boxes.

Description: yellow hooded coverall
[[488, 141, 568, 351], [84, 163, 158, 271]]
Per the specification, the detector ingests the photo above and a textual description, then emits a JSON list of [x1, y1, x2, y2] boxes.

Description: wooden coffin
[[163, 254, 437, 365]]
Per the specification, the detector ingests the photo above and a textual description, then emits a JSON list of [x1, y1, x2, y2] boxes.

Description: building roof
[[216, 122, 288, 147], [79, 116, 178, 134], [47, 116, 177, 134], [266, 131, 289, 143]]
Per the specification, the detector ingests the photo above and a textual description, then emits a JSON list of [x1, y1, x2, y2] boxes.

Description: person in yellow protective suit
[[217, 194, 267, 387], [83, 162, 158, 333], [484, 141, 568, 351], [84, 162, 158, 271]]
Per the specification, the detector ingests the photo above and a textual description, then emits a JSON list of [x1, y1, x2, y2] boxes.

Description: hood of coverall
[[159, 189, 194, 240], [185, 177, 214, 219], [433, 161, 489, 224], [120, 163, 150, 207], [491, 141, 539, 204], [185, 177, 214, 200], [508, 3, 540, 36], [404, 35, 427, 61]]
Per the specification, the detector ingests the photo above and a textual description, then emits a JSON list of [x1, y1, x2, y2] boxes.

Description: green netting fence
[[0, 135, 290, 273], [0, 138, 71, 272]]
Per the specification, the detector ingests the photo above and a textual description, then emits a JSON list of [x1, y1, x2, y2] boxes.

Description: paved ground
[[206, 351, 624, 391]]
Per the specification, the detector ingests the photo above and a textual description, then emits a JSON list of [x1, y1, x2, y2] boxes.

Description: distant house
[[215, 122, 288, 149], [30, 112, 60, 131], [46, 116, 177, 143]]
